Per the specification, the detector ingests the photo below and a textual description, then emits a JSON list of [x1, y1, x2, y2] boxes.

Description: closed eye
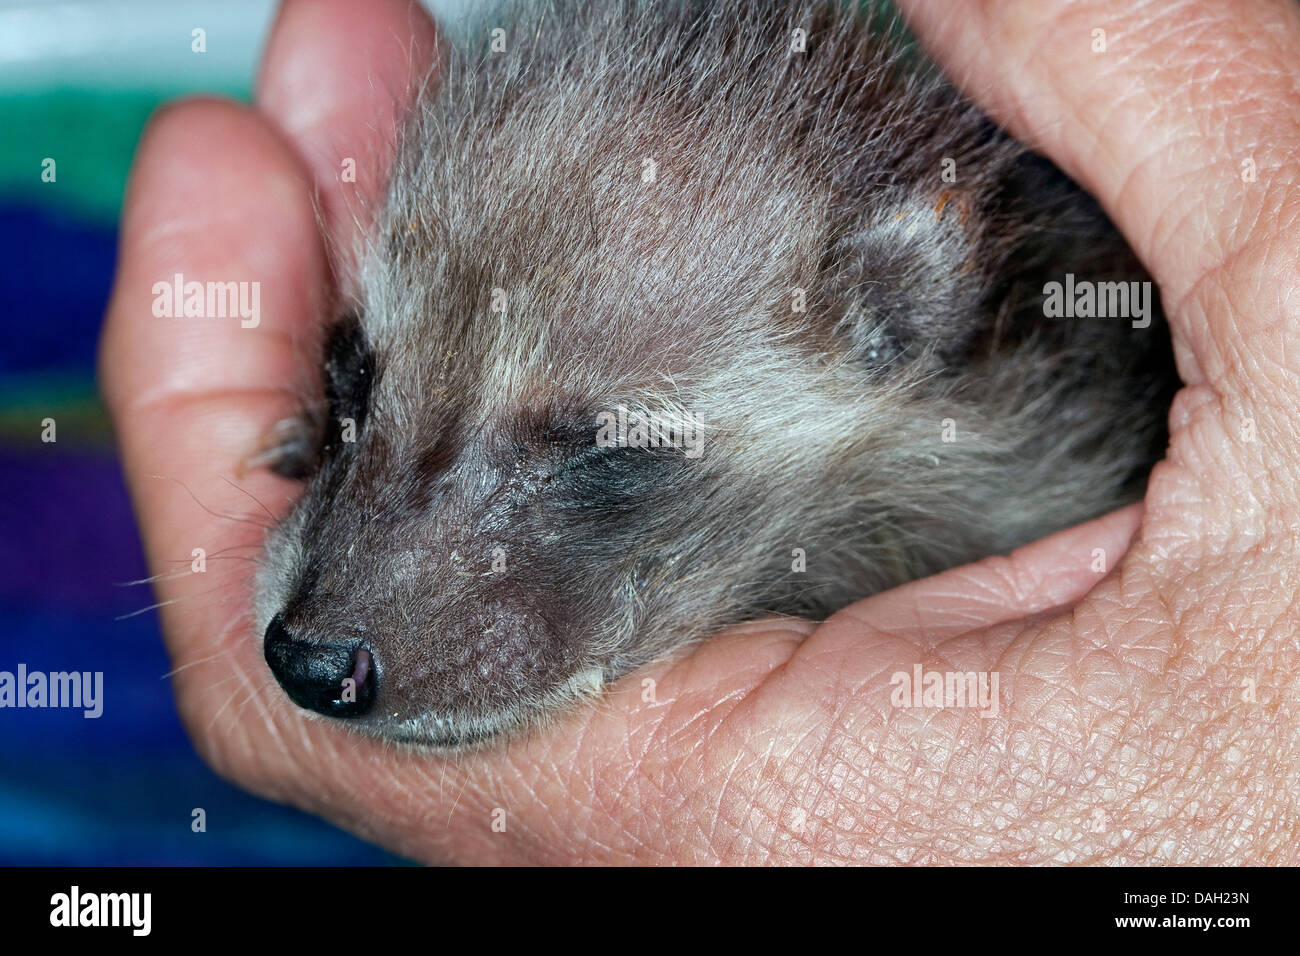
[[535, 430, 616, 482], [525, 413, 689, 493], [547, 443, 682, 505]]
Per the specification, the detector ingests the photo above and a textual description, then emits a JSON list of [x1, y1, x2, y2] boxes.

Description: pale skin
[[99, 0, 1300, 863]]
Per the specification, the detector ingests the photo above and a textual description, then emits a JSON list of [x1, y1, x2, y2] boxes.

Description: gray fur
[[253, 0, 1174, 749]]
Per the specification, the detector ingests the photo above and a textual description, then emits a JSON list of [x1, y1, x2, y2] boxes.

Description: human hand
[[99, 0, 1300, 863]]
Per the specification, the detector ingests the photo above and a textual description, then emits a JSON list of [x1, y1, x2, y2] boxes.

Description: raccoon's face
[[251, 176, 977, 748]]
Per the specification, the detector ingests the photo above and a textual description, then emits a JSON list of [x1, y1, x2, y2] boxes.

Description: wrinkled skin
[[100, 0, 1300, 863]]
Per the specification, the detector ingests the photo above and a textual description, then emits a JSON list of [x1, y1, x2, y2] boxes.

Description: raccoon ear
[[827, 189, 989, 369]]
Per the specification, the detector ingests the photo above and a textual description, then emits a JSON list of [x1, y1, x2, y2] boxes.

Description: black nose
[[263, 615, 376, 717]]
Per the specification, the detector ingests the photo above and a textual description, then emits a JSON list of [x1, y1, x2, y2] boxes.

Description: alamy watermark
[[890, 664, 1000, 718], [0, 664, 102, 718], [152, 272, 260, 328], [50, 886, 150, 936], [1042, 273, 1152, 329]]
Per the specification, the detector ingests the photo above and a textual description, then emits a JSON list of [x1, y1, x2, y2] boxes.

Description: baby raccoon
[[253, 0, 1175, 749]]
